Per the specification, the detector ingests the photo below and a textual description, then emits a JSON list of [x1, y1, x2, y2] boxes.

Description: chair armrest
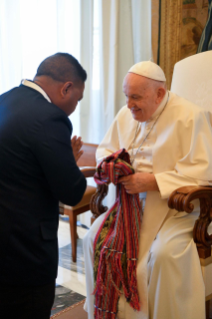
[[80, 167, 97, 178], [168, 186, 212, 258]]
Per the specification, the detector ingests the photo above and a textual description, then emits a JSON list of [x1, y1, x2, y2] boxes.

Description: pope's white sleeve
[[96, 117, 120, 165], [155, 171, 212, 199], [155, 108, 212, 199], [155, 171, 205, 199]]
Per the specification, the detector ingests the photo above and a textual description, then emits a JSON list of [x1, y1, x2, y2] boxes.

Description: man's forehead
[[123, 73, 150, 88]]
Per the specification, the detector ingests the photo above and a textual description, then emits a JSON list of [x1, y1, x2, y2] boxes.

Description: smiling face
[[123, 73, 166, 122]]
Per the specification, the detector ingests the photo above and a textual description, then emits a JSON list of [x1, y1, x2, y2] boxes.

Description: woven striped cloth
[[93, 149, 142, 319]]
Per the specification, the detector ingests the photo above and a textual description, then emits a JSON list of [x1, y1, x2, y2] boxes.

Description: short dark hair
[[35, 53, 87, 83]]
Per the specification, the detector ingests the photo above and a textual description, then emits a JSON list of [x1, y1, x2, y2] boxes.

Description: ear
[[156, 87, 166, 104], [61, 82, 73, 98]]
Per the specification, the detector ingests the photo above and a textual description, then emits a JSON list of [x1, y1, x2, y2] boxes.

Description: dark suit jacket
[[0, 84, 86, 286]]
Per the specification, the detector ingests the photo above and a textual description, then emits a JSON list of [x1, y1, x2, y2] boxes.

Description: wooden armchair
[[59, 143, 98, 262], [90, 51, 212, 318]]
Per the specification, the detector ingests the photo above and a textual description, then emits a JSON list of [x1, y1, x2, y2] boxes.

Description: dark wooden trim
[[168, 186, 212, 258]]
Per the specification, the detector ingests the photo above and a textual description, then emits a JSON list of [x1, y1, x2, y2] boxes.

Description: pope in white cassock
[[83, 61, 212, 319]]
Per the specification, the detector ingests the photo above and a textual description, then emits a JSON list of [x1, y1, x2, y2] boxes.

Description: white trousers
[[83, 210, 205, 319]]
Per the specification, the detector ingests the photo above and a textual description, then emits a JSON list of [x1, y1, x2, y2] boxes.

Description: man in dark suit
[[0, 53, 87, 319]]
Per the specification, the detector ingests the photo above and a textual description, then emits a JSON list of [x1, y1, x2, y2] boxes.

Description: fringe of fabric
[[93, 149, 142, 318]]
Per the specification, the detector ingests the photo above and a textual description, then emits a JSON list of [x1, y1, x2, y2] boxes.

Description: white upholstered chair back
[[170, 51, 212, 316], [171, 51, 212, 111]]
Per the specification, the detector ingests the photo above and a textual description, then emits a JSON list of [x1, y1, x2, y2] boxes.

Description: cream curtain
[[0, 0, 82, 131], [79, 0, 152, 143]]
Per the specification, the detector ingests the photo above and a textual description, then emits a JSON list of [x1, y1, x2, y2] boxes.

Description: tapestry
[[154, 0, 209, 88], [181, 0, 209, 59]]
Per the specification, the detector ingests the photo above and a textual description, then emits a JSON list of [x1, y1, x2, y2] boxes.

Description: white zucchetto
[[128, 61, 166, 82]]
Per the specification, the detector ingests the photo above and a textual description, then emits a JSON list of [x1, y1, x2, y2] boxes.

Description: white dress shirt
[[22, 79, 51, 103]]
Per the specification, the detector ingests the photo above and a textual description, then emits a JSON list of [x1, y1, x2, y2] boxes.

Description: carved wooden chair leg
[[90, 216, 95, 225], [69, 210, 77, 263], [206, 300, 210, 319], [90, 184, 109, 221]]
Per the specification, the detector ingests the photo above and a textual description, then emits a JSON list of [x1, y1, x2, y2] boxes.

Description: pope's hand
[[118, 172, 159, 194], [71, 135, 83, 163]]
